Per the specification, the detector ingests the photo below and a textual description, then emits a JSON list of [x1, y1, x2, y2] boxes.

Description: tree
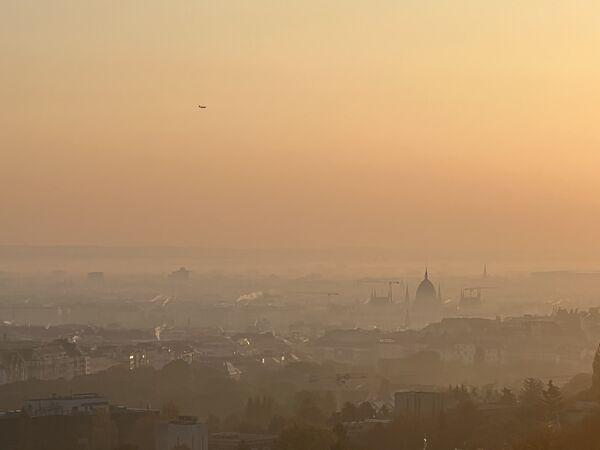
[[294, 391, 334, 426], [341, 402, 358, 422], [483, 385, 498, 403], [377, 404, 392, 419], [499, 387, 516, 405], [543, 380, 562, 420], [245, 397, 255, 421], [331, 422, 348, 450], [243, 396, 275, 429], [449, 384, 470, 403], [519, 378, 545, 422], [469, 386, 481, 402], [520, 378, 544, 407], [259, 396, 274, 425], [357, 402, 376, 421]]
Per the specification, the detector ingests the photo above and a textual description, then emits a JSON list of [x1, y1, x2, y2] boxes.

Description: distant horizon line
[[1, 244, 600, 266]]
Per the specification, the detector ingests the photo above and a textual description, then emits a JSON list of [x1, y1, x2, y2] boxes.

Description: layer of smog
[[3, 1, 600, 449], [2, 249, 600, 449]]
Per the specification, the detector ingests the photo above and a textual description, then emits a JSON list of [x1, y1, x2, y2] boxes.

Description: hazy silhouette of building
[[404, 286, 411, 328], [156, 415, 208, 450], [87, 272, 104, 284], [0, 394, 208, 450], [460, 287, 483, 310], [210, 432, 276, 450], [413, 269, 440, 314], [394, 391, 449, 418], [169, 267, 191, 282], [368, 288, 391, 306], [0, 340, 88, 384], [23, 393, 108, 417]]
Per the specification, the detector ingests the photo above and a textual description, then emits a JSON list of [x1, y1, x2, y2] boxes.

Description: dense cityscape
[[4, 0, 600, 448], [2, 250, 600, 449]]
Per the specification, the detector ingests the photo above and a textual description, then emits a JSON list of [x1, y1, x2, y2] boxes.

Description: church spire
[[404, 285, 411, 329], [424, 267, 429, 280]]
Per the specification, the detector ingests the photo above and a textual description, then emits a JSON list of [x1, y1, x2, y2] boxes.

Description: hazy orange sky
[[2, 1, 600, 259]]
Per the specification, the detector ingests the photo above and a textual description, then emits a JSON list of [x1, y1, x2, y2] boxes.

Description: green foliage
[[293, 391, 335, 426]]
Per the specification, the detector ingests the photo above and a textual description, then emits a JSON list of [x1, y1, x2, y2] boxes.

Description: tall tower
[[414, 268, 438, 309], [404, 285, 411, 328]]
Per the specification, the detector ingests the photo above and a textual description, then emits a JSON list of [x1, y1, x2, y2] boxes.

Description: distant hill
[[561, 372, 592, 398]]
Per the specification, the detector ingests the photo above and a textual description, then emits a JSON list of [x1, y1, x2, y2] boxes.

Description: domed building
[[414, 269, 441, 313]]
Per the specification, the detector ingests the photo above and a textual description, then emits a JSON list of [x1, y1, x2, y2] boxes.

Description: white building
[[156, 416, 208, 450], [23, 393, 109, 417]]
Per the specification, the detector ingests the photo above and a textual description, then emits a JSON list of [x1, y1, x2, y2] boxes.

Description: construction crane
[[356, 278, 404, 285], [386, 280, 401, 303], [360, 280, 403, 305], [288, 291, 340, 298]]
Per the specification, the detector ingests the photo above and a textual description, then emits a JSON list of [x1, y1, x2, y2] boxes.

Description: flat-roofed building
[[156, 415, 208, 450], [394, 391, 448, 419], [23, 393, 109, 417]]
